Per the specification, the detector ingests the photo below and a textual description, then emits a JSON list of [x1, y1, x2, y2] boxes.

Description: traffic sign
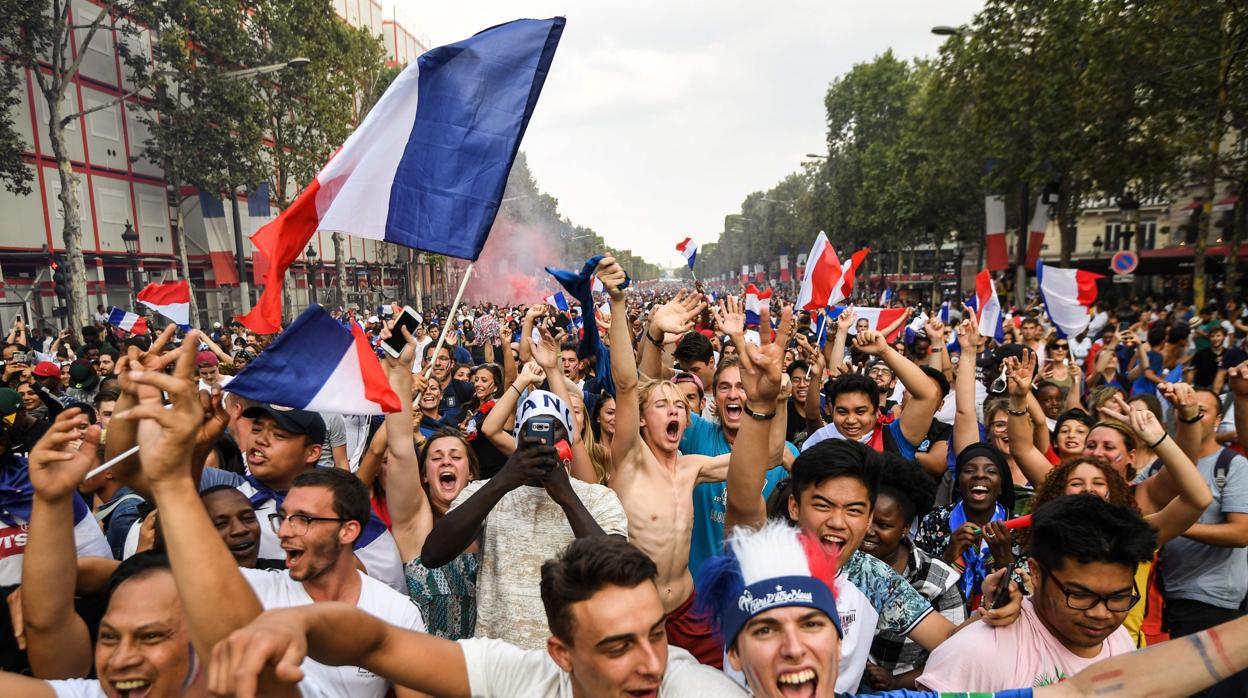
[[1110, 250, 1138, 275], [1113, 273, 1135, 284]]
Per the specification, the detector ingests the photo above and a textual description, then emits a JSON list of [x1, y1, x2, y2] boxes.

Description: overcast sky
[[390, 1, 983, 269]]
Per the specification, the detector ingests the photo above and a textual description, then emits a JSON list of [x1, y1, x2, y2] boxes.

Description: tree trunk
[[47, 103, 91, 340], [931, 234, 942, 308], [1015, 184, 1029, 311], [1227, 184, 1245, 300], [1195, 15, 1231, 310], [168, 179, 199, 327], [333, 232, 348, 307]]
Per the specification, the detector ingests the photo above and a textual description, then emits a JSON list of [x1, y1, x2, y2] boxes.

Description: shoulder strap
[[94, 493, 144, 523], [1214, 447, 1237, 491]]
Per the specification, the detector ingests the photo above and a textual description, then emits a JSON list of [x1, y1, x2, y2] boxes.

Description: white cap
[[367, 315, 380, 324], [213, 322, 222, 329], [514, 389, 573, 437]]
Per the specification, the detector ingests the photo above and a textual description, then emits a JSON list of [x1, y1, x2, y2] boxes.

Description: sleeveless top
[[404, 552, 480, 640]]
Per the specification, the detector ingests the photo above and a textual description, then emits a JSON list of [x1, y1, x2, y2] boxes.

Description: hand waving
[[28, 409, 100, 501]]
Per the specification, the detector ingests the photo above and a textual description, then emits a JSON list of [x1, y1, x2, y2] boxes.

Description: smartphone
[[991, 557, 1023, 610], [381, 305, 422, 358], [521, 416, 559, 470]]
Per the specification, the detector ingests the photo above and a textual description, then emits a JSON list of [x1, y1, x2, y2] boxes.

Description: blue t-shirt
[[679, 413, 796, 575], [1130, 350, 1163, 396], [841, 691, 1032, 698]]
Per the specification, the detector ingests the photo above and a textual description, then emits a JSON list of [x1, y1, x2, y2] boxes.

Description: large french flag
[[136, 279, 190, 326], [676, 237, 698, 270], [226, 305, 400, 415], [970, 271, 1005, 342], [796, 231, 843, 311], [828, 248, 869, 306], [744, 284, 772, 326], [1037, 261, 1101, 338], [238, 18, 566, 334], [827, 306, 907, 343]]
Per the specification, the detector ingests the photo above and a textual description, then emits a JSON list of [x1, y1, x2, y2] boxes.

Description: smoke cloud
[[464, 214, 563, 306]]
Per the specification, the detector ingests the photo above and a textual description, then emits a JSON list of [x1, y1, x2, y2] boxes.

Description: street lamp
[[121, 221, 141, 307], [1092, 235, 1104, 258], [1118, 192, 1140, 250], [931, 25, 965, 36], [305, 244, 318, 306], [805, 153, 828, 160]]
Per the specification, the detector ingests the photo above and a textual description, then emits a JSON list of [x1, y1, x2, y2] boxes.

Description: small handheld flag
[[796, 232, 843, 311], [226, 305, 400, 415], [107, 308, 148, 335], [137, 279, 191, 326], [744, 284, 772, 327], [544, 291, 570, 313], [676, 237, 699, 270]]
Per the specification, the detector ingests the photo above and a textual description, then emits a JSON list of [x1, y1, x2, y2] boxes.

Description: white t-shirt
[[241, 568, 425, 698], [198, 373, 233, 393], [460, 638, 747, 697], [451, 479, 629, 649], [233, 479, 407, 594], [0, 503, 111, 586], [833, 574, 879, 694]]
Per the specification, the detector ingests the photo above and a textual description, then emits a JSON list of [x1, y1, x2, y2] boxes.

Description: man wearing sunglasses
[[918, 494, 1154, 691]]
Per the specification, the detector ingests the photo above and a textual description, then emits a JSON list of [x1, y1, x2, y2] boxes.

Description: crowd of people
[[0, 257, 1246, 698]]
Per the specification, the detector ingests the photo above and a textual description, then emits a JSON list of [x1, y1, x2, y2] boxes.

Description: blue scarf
[[544, 255, 631, 397], [0, 454, 35, 527], [948, 500, 1007, 602]]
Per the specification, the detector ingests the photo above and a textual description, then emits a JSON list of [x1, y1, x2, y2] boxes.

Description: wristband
[[646, 331, 664, 348], [1147, 433, 1167, 450], [1178, 409, 1205, 424], [1006, 407, 1028, 417], [744, 404, 777, 421]]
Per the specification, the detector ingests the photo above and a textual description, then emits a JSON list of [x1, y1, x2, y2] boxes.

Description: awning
[[1213, 195, 1239, 213], [1179, 199, 1203, 211], [1141, 243, 1248, 259]]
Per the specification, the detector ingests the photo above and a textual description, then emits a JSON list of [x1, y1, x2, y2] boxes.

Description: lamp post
[[305, 244, 318, 306], [1092, 235, 1104, 259], [121, 221, 141, 308]]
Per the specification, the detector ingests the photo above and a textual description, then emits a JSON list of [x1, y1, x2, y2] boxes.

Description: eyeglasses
[[268, 513, 348, 535], [1038, 563, 1139, 612], [1050, 344, 1069, 351], [867, 367, 894, 377]]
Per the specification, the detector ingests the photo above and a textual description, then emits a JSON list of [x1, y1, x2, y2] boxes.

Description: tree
[[0, 2, 34, 195], [10, 0, 144, 338]]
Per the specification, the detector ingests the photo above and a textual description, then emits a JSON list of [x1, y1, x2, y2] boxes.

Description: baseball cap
[[242, 404, 327, 444], [68, 361, 99, 391], [0, 388, 21, 418], [196, 351, 219, 367], [32, 361, 61, 378]]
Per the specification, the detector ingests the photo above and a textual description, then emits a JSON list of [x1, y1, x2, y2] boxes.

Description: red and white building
[[0, 0, 435, 331]]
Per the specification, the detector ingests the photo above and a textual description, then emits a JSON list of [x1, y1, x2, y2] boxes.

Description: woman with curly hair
[[1019, 412, 1213, 647]]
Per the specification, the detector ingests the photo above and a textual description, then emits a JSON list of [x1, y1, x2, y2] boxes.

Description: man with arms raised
[[114, 332, 425, 698], [603, 258, 772, 666], [724, 337, 1020, 692], [207, 536, 746, 697]]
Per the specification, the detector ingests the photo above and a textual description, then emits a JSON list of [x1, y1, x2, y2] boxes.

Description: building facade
[[0, 0, 437, 332]]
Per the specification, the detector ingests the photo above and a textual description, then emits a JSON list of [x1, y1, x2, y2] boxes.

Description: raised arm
[[22, 410, 97, 678], [855, 329, 938, 447], [480, 361, 545, 456], [724, 339, 783, 531], [924, 315, 954, 382], [953, 314, 982, 455], [1230, 361, 1248, 445], [529, 325, 597, 483], [603, 257, 642, 466], [379, 325, 434, 562], [826, 306, 854, 379], [113, 333, 269, 670], [208, 603, 471, 698], [1004, 358, 1057, 488], [796, 334, 827, 431], [518, 304, 544, 364], [640, 290, 703, 380], [1159, 382, 1206, 462]]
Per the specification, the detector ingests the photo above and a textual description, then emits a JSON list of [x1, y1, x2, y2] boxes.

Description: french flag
[[828, 248, 869, 306], [107, 308, 147, 335], [970, 271, 1006, 342], [879, 285, 893, 306], [827, 306, 907, 343], [1037, 261, 1101, 338], [545, 291, 570, 312], [591, 276, 605, 294], [136, 279, 191, 326], [939, 302, 961, 351], [226, 305, 400, 415], [984, 195, 1009, 271], [676, 237, 698, 270], [238, 18, 566, 334], [744, 284, 772, 326], [796, 231, 843, 311]]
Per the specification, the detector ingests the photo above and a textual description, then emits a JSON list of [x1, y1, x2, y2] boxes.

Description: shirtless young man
[[598, 257, 755, 667]]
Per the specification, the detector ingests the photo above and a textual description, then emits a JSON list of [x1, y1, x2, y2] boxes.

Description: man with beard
[[114, 348, 424, 698], [606, 262, 782, 667]]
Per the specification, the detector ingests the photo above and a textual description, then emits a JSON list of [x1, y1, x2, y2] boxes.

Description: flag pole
[[424, 262, 475, 380]]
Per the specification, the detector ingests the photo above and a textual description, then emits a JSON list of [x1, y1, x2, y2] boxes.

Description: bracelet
[[1178, 409, 1205, 424], [1006, 407, 1028, 417], [646, 331, 664, 348], [744, 404, 777, 421], [509, 384, 523, 396], [1147, 433, 1168, 450]]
